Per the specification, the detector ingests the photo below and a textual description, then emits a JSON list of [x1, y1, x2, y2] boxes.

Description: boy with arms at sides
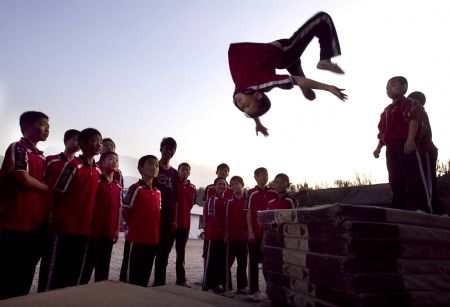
[[246, 167, 277, 301], [224, 176, 248, 298], [203, 177, 228, 293], [153, 137, 180, 286], [44, 128, 103, 291], [373, 76, 429, 213], [120, 155, 160, 287], [80, 151, 122, 284], [175, 162, 197, 287], [101, 138, 124, 188], [197, 163, 233, 285], [228, 12, 347, 137], [267, 173, 300, 210], [0, 111, 49, 299], [38, 129, 80, 292], [407, 91, 444, 215]]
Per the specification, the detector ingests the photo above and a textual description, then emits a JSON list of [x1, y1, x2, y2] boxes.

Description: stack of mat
[[257, 204, 450, 307]]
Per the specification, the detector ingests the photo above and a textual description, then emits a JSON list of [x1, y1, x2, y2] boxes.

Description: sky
[[0, 0, 449, 188]]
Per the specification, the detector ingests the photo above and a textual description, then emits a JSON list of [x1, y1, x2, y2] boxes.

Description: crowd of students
[[0, 112, 298, 302]]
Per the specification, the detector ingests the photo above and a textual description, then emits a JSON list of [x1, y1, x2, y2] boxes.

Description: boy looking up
[[153, 137, 180, 286], [224, 176, 248, 297], [81, 151, 122, 284], [246, 167, 277, 301], [120, 155, 160, 287], [0, 111, 49, 299], [175, 162, 196, 287], [45, 128, 102, 290]]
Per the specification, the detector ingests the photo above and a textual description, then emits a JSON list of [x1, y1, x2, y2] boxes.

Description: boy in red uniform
[[267, 174, 300, 210], [228, 12, 347, 136], [37, 129, 80, 292], [246, 167, 277, 301], [407, 91, 444, 215], [373, 76, 429, 212], [101, 138, 124, 188], [44, 128, 102, 291], [197, 163, 233, 285], [120, 155, 160, 287], [0, 111, 49, 299], [203, 177, 228, 293], [175, 162, 196, 287], [80, 151, 122, 284], [224, 176, 248, 298]]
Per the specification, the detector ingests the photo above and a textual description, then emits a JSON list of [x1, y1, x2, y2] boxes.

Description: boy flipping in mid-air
[[228, 12, 347, 136]]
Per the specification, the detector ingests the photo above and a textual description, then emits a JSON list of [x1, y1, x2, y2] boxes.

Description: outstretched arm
[[292, 76, 347, 101], [253, 117, 269, 137]]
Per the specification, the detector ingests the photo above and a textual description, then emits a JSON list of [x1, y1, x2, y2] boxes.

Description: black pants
[[248, 238, 264, 294], [79, 238, 114, 284], [0, 227, 46, 299], [275, 12, 341, 76], [119, 240, 156, 287], [386, 141, 429, 212], [421, 149, 444, 215], [203, 240, 226, 291], [153, 225, 175, 286], [226, 240, 248, 291], [174, 228, 189, 284], [41, 234, 89, 291]]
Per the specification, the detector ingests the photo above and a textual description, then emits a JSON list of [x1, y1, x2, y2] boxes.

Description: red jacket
[[377, 97, 424, 147], [0, 138, 47, 231], [90, 175, 122, 240], [50, 156, 100, 236], [246, 186, 277, 239], [177, 180, 196, 230]]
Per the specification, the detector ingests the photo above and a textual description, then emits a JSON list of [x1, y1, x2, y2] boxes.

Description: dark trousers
[[174, 228, 189, 284], [421, 149, 444, 215], [79, 238, 114, 284], [248, 238, 264, 294], [153, 225, 175, 286], [203, 240, 226, 291], [119, 240, 156, 287], [275, 12, 341, 76], [386, 141, 429, 212], [0, 227, 46, 299], [226, 240, 248, 291]]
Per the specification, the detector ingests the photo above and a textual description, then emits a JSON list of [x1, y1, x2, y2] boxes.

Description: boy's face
[[102, 140, 116, 154], [386, 80, 406, 99], [216, 167, 229, 179], [178, 165, 191, 179], [230, 180, 243, 194], [25, 118, 49, 142], [234, 92, 260, 117], [80, 134, 103, 157], [255, 170, 268, 186], [215, 178, 228, 194], [160, 145, 176, 161], [272, 176, 289, 194], [102, 154, 119, 172], [139, 158, 159, 178], [65, 135, 80, 154]]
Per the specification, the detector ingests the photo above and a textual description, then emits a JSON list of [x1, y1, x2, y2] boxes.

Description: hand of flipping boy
[[404, 138, 416, 154], [328, 85, 347, 101]]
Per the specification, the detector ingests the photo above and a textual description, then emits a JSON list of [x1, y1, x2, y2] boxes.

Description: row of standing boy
[[200, 164, 300, 301], [0, 115, 196, 299]]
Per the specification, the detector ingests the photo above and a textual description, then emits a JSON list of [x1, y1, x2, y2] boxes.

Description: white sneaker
[[236, 287, 249, 295], [249, 291, 263, 302], [317, 60, 344, 74], [177, 280, 192, 288]]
